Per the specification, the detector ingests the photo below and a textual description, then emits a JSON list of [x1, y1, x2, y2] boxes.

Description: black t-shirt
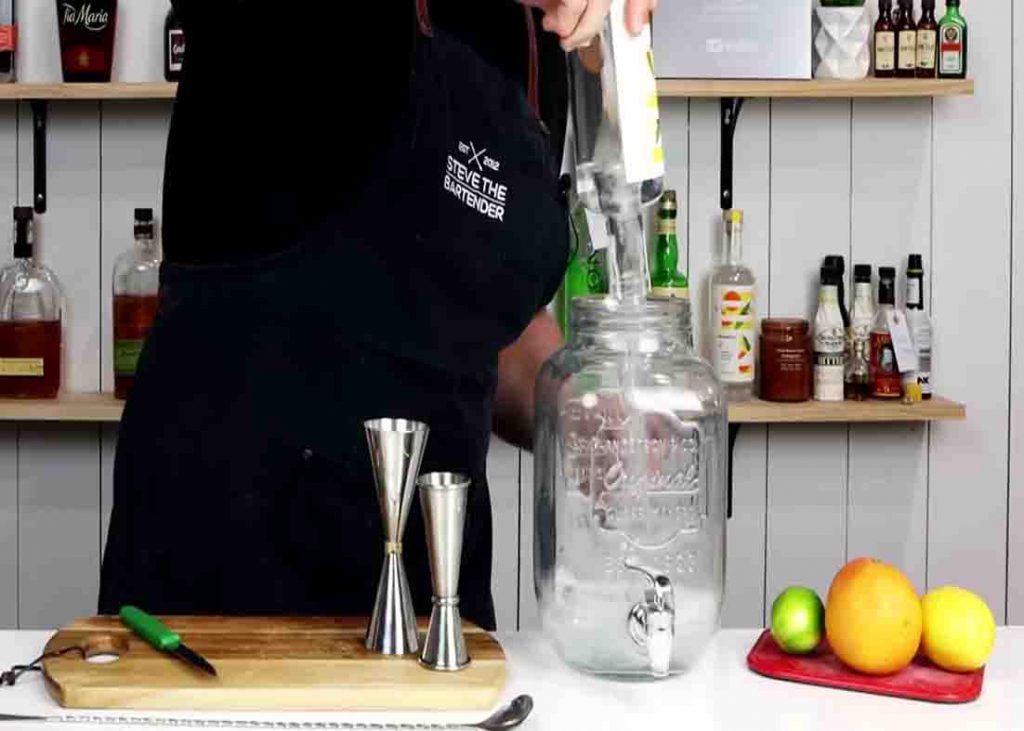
[[164, 1, 568, 264]]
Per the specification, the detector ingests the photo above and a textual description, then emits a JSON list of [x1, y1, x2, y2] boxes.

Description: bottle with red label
[[937, 0, 968, 80], [0, 0, 15, 83], [56, 0, 118, 82], [870, 266, 902, 399], [164, 7, 184, 82]]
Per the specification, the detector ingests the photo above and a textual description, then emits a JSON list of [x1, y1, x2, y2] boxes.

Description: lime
[[771, 586, 825, 655]]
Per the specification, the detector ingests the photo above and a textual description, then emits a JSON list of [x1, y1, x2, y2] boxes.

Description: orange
[[825, 558, 922, 675]]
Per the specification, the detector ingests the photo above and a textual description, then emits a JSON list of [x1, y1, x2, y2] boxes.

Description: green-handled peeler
[[119, 606, 218, 676]]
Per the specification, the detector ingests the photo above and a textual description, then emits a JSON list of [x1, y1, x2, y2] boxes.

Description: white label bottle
[[710, 209, 755, 402]]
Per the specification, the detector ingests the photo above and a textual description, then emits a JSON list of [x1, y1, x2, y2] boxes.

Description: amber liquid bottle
[[895, 0, 917, 78], [874, 0, 896, 78], [916, 0, 939, 78], [0, 208, 63, 399], [113, 209, 161, 400]]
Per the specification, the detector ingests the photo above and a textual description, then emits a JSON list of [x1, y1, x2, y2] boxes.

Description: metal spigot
[[625, 563, 676, 678]]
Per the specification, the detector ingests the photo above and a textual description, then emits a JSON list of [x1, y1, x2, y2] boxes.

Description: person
[[99, 0, 656, 631]]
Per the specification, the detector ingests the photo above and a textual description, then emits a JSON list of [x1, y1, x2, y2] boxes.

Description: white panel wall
[[3, 1, 1024, 632]]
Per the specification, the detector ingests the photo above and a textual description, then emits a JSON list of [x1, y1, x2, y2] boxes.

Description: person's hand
[[521, 0, 658, 51]]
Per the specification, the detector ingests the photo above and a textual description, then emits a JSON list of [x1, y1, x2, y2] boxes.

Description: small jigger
[[417, 472, 472, 671], [364, 418, 429, 655]]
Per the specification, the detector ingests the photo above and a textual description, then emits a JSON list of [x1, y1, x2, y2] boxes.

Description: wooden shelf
[[0, 82, 177, 100], [0, 79, 975, 102], [0, 393, 124, 422], [729, 396, 966, 424], [657, 77, 974, 99], [0, 393, 967, 425]]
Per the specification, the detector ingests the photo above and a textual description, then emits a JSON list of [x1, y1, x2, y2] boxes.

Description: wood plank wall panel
[[929, 0, 1012, 621], [1010, 0, 1024, 625], [765, 100, 852, 603], [846, 98, 932, 594]]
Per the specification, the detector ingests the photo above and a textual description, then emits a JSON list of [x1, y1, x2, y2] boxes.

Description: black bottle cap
[[134, 208, 154, 223], [908, 254, 924, 272], [820, 265, 838, 285], [854, 264, 872, 281], [824, 255, 846, 274], [879, 266, 896, 281], [13, 206, 33, 259]]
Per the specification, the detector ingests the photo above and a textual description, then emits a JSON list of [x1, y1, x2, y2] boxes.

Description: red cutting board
[[747, 630, 984, 704]]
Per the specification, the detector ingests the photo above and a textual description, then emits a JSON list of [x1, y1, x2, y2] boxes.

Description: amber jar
[[760, 319, 812, 403]]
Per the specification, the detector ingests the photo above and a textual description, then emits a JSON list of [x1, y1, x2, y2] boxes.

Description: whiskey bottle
[[895, 0, 917, 79], [112, 209, 161, 400], [874, 0, 896, 78], [916, 0, 938, 78]]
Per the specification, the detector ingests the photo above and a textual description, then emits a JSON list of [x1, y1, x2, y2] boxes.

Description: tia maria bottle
[[56, 0, 117, 82]]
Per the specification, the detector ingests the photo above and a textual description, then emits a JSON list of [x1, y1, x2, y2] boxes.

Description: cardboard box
[[653, 0, 813, 80]]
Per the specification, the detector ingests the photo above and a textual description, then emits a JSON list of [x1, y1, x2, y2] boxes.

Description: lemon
[[771, 586, 825, 655], [921, 586, 996, 672]]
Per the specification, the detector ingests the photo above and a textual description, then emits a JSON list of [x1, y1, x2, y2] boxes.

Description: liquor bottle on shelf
[[895, 0, 917, 79], [165, 7, 184, 82], [846, 264, 874, 401], [112, 208, 161, 400], [57, 0, 117, 82], [554, 202, 607, 339], [0, 208, 63, 400], [870, 267, 902, 399], [916, 0, 939, 78], [823, 255, 850, 329], [874, 0, 897, 79], [814, 266, 845, 403], [0, 0, 15, 83], [711, 209, 755, 402], [650, 190, 689, 300], [905, 254, 933, 400], [938, 0, 968, 80]]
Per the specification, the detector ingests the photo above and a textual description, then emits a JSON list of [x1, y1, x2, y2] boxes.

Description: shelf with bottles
[[656, 77, 972, 99], [729, 396, 964, 424]]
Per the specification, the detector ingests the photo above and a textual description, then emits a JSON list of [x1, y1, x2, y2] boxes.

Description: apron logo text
[[444, 145, 508, 222]]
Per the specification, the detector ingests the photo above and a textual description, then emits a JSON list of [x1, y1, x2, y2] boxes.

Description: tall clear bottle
[[570, 0, 664, 304], [112, 208, 161, 400], [0, 208, 63, 399], [905, 254, 933, 400], [846, 264, 874, 401], [710, 209, 755, 401]]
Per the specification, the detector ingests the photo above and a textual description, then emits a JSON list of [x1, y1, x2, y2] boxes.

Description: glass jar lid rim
[[762, 317, 809, 332]]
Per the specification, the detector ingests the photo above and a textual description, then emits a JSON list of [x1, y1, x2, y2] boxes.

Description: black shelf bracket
[[720, 97, 746, 212], [727, 423, 740, 520], [31, 101, 48, 214]]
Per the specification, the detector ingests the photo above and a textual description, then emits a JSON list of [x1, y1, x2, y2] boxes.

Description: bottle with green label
[[112, 208, 161, 400], [937, 0, 967, 80], [650, 190, 689, 300], [554, 203, 607, 339]]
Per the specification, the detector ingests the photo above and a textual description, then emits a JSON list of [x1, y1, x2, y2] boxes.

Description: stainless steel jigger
[[364, 418, 429, 655], [417, 472, 472, 671]]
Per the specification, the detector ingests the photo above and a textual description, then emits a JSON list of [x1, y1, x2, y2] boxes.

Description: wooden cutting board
[[42, 616, 507, 712]]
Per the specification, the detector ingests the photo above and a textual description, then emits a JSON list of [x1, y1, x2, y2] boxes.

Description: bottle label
[[610, 0, 665, 185], [168, 28, 185, 72], [0, 24, 17, 54], [714, 285, 755, 384], [0, 358, 44, 377], [114, 339, 145, 376], [657, 218, 675, 236], [940, 25, 963, 74], [906, 278, 922, 309], [917, 29, 937, 69], [870, 332, 902, 397], [815, 353, 845, 402], [885, 309, 920, 374], [898, 31, 917, 70], [651, 285, 689, 300], [875, 32, 896, 71]]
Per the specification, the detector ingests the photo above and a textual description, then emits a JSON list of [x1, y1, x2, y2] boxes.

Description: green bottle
[[555, 204, 607, 338], [650, 191, 689, 300], [937, 0, 967, 80]]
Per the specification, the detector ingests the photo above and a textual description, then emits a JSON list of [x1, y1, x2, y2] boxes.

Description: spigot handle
[[625, 563, 676, 677]]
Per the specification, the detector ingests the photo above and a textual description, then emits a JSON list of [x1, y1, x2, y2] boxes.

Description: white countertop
[[0, 629, 1022, 730]]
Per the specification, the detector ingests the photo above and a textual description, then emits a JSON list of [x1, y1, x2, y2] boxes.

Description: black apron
[[98, 2, 569, 631]]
